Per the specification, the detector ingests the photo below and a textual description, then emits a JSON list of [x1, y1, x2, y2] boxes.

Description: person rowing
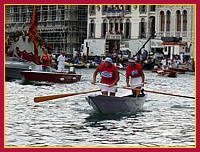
[[126, 58, 145, 97], [91, 57, 119, 96]]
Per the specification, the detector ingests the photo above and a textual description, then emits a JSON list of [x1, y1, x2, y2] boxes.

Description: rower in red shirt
[[126, 58, 145, 97], [91, 57, 119, 96]]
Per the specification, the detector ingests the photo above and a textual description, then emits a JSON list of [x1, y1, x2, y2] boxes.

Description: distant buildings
[[87, 5, 195, 58], [5, 5, 195, 58], [5, 5, 88, 55]]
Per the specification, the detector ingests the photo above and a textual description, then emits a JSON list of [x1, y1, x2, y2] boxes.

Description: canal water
[[5, 68, 195, 147]]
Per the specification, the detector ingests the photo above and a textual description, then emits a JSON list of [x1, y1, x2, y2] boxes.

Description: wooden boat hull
[[151, 69, 158, 73], [169, 67, 186, 74], [20, 71, 81, 83], [157, 70, 177, 77], [86, 94, 147, 114]]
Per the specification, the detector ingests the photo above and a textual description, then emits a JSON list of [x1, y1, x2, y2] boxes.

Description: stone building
[[87, 5, 195, 58], [5, 5, 88, 55]]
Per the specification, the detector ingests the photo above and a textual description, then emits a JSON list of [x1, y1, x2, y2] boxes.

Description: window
[[176, 10, 181, 31], [166, 11, 171, 31], [160, 11, 165, 31], [183, 10, 187, 31], [150, 5, 156, 11], [50, 5, 56, 21], [42, 6, 48, 21], [61, 6, 65, 20], [13, 6, 19, 22]]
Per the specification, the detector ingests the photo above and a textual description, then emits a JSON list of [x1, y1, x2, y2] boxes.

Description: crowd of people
[[9, 45, 195, 73], [159, 56, 195, 72], [7, 45, 195, 97]]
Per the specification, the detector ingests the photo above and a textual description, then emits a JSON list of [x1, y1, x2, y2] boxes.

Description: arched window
[[114, 19, 118, 33], [109, 19, 114, 33], [160, 11, 165, 31], [140, 5, 146, 13], [176, 10, 181, 31], [89, 5, 95, 15], [102, 19, 107, 37], [140, 18, 146, 38], [125, 19, 131, 38], [120, 19, 123, 34], [89, 20, 95, 38], [183, 10, 187, 31], [166, 11, 171, 31]]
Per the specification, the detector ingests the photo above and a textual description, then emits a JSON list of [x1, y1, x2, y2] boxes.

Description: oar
[[34, 89, 100, 103], [123, 86, 195, 99], [119, 71, 126, 77]]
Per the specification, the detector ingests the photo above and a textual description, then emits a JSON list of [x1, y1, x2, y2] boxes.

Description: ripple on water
[[5, 69, 195, 147]]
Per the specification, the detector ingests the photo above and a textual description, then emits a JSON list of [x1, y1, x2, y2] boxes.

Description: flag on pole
[[28, 6, 39, 64]]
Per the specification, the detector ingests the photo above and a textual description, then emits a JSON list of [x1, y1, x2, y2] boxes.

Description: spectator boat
[[5, 56, 37, 81], [20, 70, 81, 84]]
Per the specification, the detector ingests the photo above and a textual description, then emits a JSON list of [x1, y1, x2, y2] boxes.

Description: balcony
[[157, 31, 189, 38], [105, 10, 124, 17], [105, 34, 121, 40]]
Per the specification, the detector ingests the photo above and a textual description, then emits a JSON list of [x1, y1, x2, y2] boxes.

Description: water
[[5, 69, 195, 147]]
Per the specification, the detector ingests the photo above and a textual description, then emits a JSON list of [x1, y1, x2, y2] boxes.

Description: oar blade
[[34, 89, 100, 103], [34, 93, 77, 103]]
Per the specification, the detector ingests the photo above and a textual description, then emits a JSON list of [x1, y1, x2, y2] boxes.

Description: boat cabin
[[161, 37, 191, 60]]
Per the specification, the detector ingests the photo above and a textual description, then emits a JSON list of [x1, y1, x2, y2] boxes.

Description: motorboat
[[5, 56, 37, 81]]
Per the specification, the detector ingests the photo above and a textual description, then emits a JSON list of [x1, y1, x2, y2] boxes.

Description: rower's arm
[[140, 70, 145, 83], [92, 68, 99, 84], [126, 76, 130, 86], [112, 68, 119, 85], [40, 55, 43, 63]]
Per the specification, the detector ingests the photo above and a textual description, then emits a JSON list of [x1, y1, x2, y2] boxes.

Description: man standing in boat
[[126, 58, 145, 97], [40, 47, 51, 72], [13, 47, 21, 59], [57, 51, 67, 72], [91, 57, 119, 96]]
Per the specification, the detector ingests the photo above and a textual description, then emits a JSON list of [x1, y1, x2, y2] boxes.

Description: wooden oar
[[119, 71, 126, 77], [34, 89, 100, 103], [123, 86, 195, 99]]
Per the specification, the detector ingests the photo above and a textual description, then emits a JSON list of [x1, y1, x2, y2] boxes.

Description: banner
[[28, 6, 39, 64]]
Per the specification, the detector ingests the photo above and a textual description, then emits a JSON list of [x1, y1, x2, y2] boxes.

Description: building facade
[[5, 5, 88, 55], [5, 5, 195, 58], [87, 5, 195, 58]]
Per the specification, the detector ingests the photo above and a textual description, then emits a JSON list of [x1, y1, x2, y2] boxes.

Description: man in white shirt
[[161, 57, 166, 70], [57, 51, 66, 72], [179, 52, 183, 63]]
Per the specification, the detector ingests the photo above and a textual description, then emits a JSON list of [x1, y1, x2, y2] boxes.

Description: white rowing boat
[[86, 92, 147, 114]]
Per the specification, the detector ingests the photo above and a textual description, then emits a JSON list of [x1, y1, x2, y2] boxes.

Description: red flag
[[28, 6, 39, 64]]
